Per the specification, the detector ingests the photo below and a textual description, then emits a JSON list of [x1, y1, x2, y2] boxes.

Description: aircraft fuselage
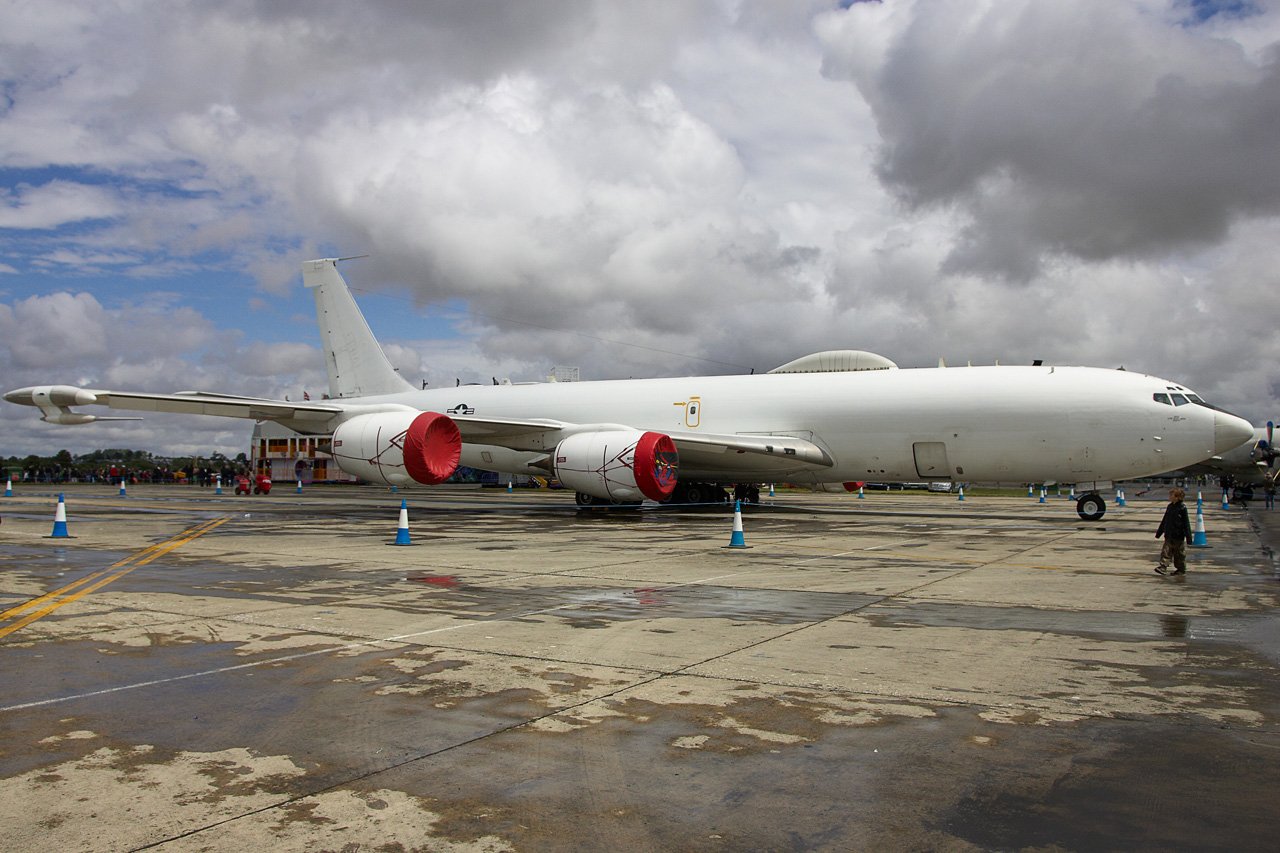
[[345, 364, 1231, 486]]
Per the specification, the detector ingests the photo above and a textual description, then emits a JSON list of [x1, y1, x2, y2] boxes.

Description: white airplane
[[5, 258, 1256, 520]]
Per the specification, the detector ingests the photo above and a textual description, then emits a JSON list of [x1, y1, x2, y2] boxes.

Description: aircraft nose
[[1214, 411, 1255, 454]]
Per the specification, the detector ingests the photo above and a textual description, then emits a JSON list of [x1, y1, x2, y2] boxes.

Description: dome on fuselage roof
[[767, 350, 898, 374]]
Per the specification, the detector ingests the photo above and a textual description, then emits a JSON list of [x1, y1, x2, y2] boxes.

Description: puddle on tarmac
[[865, 602, 1280, 664], [404, 583, 882, 627]]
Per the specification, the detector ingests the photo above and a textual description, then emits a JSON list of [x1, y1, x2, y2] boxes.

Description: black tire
[[1077, 493, 1106, 521], [684, 484, 706, 504], [575, 491, 597, 508]]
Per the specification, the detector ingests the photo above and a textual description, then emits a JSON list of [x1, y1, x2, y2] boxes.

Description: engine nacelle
[[330, 411, 461, 486], [553, 429, 678, 502]]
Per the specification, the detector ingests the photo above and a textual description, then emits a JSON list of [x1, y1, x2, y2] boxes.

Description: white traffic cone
[[215, 477, 222, 495], [50, 493, 70, 538], [726, 500, 749, 548], [4, 478, 11, 497], [1193, 492, 1208, 546], [1221, 490, 1230, 510], [1039, 487, 1046, 504], [957, 485, 965, 501], [119, 479, 126, 497], [393, 499, 411, 545]]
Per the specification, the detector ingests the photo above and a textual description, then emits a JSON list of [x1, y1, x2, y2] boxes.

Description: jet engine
[[330, 411, 461, 486], [553, 430, 678, 503]]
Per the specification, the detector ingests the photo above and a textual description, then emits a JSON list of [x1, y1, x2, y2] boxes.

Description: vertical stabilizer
[[302, 258, 415, 399]]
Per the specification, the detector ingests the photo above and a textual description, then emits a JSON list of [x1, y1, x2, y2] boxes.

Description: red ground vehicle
[[234, 474, 272, 495]]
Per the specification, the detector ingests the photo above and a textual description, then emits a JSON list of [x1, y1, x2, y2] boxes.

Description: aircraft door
[[913, 442, 951, 478]]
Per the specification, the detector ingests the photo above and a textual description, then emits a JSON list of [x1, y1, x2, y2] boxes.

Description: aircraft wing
[[3, 384, 343, 426], [666, 430, 834, 479], [450, 415, 834, 477]]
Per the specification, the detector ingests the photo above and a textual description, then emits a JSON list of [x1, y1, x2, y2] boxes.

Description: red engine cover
[[403, 412, 462, 485], [330, 411, 461, 486], [634, 432, 679, 501], [553, 429, 678, 503]]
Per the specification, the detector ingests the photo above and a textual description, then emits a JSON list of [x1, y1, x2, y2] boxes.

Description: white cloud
[[0, 181, 121, 229]]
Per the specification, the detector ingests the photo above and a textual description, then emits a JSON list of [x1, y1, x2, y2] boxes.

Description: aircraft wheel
[[1077, 493, 1106, 521], [575, 491, 597, 508], [683, 484, 707, 505]]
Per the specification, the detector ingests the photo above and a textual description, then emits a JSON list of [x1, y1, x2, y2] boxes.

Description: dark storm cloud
[[819, 0, 1280, 279]]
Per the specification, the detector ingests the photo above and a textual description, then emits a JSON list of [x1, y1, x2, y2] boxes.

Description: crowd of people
[[15, 464, 249, 485]]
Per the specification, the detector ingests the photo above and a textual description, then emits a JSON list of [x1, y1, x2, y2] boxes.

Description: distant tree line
[[3, 449, 249, 484]]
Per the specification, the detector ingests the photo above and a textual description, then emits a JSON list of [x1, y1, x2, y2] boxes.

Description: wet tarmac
[[1, 484, 1278, 851]]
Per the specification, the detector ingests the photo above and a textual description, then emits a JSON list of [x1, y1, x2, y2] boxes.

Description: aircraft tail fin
[[302, 258, 416, 399]]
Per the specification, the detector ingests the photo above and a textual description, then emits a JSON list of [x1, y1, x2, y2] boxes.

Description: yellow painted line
[[0, 514, 233, 640]]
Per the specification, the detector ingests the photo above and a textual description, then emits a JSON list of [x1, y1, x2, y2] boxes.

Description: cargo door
[[913, 442, 951, 478]]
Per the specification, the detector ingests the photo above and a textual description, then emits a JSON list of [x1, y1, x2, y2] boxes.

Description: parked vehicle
[[234, 474, 272, 495]]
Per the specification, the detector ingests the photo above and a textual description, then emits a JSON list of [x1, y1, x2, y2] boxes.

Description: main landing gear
[[1076, 492, 1106, 521]]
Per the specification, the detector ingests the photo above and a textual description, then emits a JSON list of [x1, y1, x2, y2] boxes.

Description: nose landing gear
[[1076, 492, 1106, 521]]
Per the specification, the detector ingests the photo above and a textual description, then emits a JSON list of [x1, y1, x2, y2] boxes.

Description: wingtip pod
[[4, 385, 101, 407], [4, 385, 108, 423]]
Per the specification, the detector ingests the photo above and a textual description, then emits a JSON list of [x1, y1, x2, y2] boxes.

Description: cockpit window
[[1171, 393, 1190, 406], [1153, 393, 1171, 405], [1185, 393, 1205, 404]]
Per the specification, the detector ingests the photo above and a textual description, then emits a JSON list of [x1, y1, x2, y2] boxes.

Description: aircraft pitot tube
[[329, 411, 462, 486], [552, 429, 678, 503]]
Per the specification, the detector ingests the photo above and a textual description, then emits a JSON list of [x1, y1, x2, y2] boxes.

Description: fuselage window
[[1153, 393, 1171, 405], [1171, 393, 1189, 406]]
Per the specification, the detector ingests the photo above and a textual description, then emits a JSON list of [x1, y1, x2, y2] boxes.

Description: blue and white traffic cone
[[858, 485, 865, 499], [507, 478, 513, 494], [393, 499, 411, 545], [1222, 490, 1230, 510], [50, 493, 70, 538], [1039, 487, 1046, 504], [1193, 492, 1208, 546], [1028, 484, 1034, 498], [726, 500, 749, 548], [119, 479, 126, 497], [4, 478, 11, 497], [1117, 486, 1126, 507], [957, 485, 965, 501], [297, 479, 302, 494], [215, 477, 222, 495], [769, 483, 775, 497], [1069, 485, 1076, 500]]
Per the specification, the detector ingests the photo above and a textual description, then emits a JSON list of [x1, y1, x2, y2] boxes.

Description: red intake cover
[[403, 412, 461, 485], [634, 431, 678, 501]]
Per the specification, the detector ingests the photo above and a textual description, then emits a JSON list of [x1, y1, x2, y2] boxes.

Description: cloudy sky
[[2, 0, 1278, 459]]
